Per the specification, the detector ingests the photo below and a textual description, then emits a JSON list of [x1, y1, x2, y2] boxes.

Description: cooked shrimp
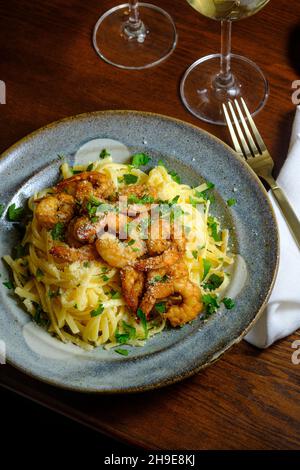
[[95, 233, 146, 268], [120, 266, 144, 312], [165, 279, 202, 327], [55, 171, 116, 202], [139, 261, 189, 316], [119, 183, 157, 200], [66, 216, 97, 246], [35, 193, 75, 230], [139, 260, 202, 326], [49, 244, 99, 263]]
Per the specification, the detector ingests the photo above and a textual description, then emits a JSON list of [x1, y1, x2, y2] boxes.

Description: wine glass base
[[93, 3, 177, 70], [180, 54, 269, 125]]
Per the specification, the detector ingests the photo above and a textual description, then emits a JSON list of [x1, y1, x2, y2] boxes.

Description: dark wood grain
[[0, 0, 299, 450]]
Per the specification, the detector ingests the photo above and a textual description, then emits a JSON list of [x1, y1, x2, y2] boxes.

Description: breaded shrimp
[[35, 193, 75, 230]]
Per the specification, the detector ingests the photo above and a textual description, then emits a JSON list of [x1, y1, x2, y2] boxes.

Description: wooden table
[[0, 0, 299, 450]]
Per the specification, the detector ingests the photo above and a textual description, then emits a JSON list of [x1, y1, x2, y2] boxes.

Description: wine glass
[[180, 0, 270, 125], [93, 1, 177, 70]]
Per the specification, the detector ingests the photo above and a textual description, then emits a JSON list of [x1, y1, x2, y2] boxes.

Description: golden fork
[[223, 98, 300, 250]]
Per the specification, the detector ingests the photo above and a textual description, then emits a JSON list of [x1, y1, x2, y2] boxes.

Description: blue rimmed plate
[[0, 111, 279, 393]]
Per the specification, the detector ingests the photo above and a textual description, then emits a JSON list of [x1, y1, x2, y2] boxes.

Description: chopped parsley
[[192, 250, 198, 260], [207, 216, 222, 242], [115, 348, 129, 356], [202, 294, 220, 317], [194, 182, 215, 203], [149, 274, 169, 285], [33, 303, 49, 328], [7, 203, 24, 221], [202, 259, 211, 280], [102, 274, 110, 282], [86, 163, 94, 171], [90, 303, 104, 317], [203, 273, 223, 291], [36, 268, 44, 279], [127, 194, 155, 204], [127, 239, 135, 246], [227, 198, 237, 207], [169, 170, 181, 184], [137, 308, 148, 339], [155, 302, 166, 314], [115, 321, 136, 344], [13, 244, 26, 259], [123, 174, 138, 185], [48, 288, 60, 298], [110, 289, 121, 299], [222, 297, 235, 309], [51, 222, 65, 241], [2, 280, 13, 289], [131, 153, 151, 168], [100, 149, 110, 159]]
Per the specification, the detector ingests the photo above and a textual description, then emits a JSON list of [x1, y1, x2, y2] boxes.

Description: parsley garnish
[[203, 274, 223, 291], [7, 203, 24, 221], [155, 302, 166, 314], [2, 281, 13, 289], [48, 288, 60, 298], [13, 244, 26, 259], [83, 261, 90, 268], [169, 170, 181, 184], [33, 303, 50, 328], [207, 216, 222, 242], [36, 268, 44, 279], [123, 174, 138, 185], [90, 304, 104, 317], [137, 308, 148, 339], [149, 274, 169, 285], [115, 348, 129, 356], [86, 163, 94, 171], [100, 149, 110, 159], [192, 250, 198, 260], [51, 222, 65, 241], [102, 274, 109, 282], [222, 297, 235, 309], [202, 259, 211, 280], [131, 153, 151, 168], [127, 239, 135, 246], [115, 321, 136, 344], [227, 198, 237, 207], [110, 289, 121, 299], [202, 294, 220, 317]]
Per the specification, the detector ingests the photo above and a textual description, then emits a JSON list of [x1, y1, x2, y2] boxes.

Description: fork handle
[[266, 176, 300, 250]]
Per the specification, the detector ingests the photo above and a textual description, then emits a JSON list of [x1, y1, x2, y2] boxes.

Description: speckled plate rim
[[0, 110, 280, 394]]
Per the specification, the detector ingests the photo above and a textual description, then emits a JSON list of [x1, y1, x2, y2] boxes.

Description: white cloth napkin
[[244, 106, 300, 348]]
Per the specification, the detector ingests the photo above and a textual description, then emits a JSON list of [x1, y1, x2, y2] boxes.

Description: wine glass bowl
[[93, 2, 177, 70], [181, 0, 270, 125]]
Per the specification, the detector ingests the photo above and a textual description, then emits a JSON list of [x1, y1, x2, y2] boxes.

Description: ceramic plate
[[0, 111, 279, 393]]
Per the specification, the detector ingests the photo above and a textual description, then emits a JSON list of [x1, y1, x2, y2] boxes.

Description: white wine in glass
[[93, 1, 177, 70], [181, 0, 270, 125]]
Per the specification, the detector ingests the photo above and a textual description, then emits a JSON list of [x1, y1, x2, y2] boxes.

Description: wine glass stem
[[123, 0, 147, 40], [128, 0, 142, 29], [214, 20, 234, 88]]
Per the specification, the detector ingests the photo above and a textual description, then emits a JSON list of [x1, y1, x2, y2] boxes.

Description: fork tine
[[234, 99, 260, 155], [227, 101, 253, 158], [240, 97, 267, 153], [222, 103, 244, 156]]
